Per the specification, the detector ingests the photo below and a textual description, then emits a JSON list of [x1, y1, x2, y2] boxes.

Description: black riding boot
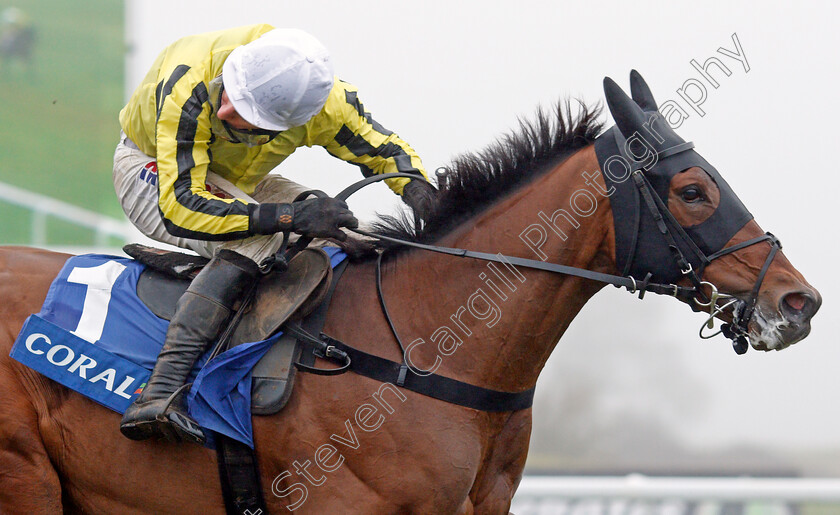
[[120, 249, 260, 444]]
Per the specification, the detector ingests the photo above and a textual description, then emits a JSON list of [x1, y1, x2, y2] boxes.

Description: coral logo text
[[24, 332, 139, 399]]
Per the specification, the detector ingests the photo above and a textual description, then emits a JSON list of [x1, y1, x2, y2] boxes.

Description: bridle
[[628, 161, 781, 354], [608, 123, 782, 353], [290, 158, 780, 355]]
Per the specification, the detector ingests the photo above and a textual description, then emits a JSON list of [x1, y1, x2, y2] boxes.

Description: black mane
[[365, 100, 603, 253]]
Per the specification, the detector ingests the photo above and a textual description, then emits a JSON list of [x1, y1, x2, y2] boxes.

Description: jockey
[[115, 25, 432, 443], [0, 7, 35, 69]]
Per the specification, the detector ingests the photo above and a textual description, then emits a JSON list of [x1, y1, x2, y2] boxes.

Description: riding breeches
[[113, 132, 314, 266]]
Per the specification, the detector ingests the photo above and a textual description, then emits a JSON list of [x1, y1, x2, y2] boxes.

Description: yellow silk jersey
[[119, 24, 428, 240]]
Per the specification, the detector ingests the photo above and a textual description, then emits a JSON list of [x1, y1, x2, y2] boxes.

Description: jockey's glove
[[401, 179, 436, 222], [249, 198, 358, 241]]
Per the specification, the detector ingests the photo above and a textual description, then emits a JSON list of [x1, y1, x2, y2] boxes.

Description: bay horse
[[0, 72, 820, 514]]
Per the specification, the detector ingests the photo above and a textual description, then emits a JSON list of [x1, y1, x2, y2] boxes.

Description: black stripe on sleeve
[[158, 81, 250, 239], [333, 125, 421, 175], [173, 82, 207, 179], [159, 207, 251, 241], [344, 90, 394, 136], [154, 79, 164, 116], [171, 82, 248, 218], [156, 65, 191, 122], [334, 125, 376, 156]]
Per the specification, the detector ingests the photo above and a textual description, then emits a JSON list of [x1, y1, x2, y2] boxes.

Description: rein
[[284, 155, 781, 412], [333, 174, 694, 300], [332, 163, 780, 356]]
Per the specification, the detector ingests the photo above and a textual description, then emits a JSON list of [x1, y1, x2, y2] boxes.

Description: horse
[[0, 72, 820, 514], [0, 8, 35, 75]]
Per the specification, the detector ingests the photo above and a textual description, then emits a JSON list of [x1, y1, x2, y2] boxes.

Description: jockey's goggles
[[208, 75, 280, 147]]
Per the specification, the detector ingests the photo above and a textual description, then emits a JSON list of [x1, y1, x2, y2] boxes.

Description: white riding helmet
[[222, 28, 334, 131]]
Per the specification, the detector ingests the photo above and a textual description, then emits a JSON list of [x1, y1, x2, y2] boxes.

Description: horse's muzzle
[[751, 289, 821, 351]]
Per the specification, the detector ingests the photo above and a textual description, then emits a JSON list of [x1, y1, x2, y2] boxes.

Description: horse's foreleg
[[0, 442, 63, 514], [456, 498, 475, 514], [0, 372, 63, 514], [470, 411, 531, 515]]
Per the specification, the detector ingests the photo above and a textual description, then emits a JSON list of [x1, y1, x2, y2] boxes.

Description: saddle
[[125, 243, 334, 414]]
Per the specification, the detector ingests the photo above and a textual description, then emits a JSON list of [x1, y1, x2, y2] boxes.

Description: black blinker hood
[[594, 70, 753, 283]]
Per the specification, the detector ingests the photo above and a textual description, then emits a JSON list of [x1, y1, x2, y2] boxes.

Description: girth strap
[[290, 257, 352, 376], [215, 432, 267, 514], [288, 252, 535, 412], [288, 324, 351, 376], [307, 332, 536, 412]]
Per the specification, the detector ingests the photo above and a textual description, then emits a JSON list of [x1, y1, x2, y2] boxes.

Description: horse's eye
[[681, 186, 704, 203]]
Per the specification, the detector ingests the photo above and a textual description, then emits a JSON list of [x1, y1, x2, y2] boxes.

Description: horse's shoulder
[[0, 247, 69, 334], [0, 246, 71, 274], [0, 248, 73, 417]]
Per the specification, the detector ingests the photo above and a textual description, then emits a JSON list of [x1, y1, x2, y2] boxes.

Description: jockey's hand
[[402, 179, 436, 222], [291, 197, 358, 241], [249, 198, 358, 240]]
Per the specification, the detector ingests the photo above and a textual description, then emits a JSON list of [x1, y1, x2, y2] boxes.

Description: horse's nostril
[[785, 293, 807, 311], [781, 292, 818, 320]]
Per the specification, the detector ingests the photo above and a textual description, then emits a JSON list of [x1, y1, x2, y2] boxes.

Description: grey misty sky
[[126, 0, 840, 452]]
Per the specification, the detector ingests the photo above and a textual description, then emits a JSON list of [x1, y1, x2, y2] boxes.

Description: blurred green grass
[[0, 0, 124, 245]]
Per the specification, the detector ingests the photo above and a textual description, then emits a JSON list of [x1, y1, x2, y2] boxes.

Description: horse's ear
[[629, 69, 658, 111], [603, 76, 647, 138]]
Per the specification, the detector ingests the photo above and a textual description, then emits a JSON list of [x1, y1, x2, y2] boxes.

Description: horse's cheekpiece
[[594, 74, 753, 282], [593, 71, 782, 354]]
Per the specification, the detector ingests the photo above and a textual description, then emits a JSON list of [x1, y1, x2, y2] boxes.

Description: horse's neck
[[391, 146, 615, 391]]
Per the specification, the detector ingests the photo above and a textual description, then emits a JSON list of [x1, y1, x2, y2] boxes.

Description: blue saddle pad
[[10, 248, 347, 447]]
